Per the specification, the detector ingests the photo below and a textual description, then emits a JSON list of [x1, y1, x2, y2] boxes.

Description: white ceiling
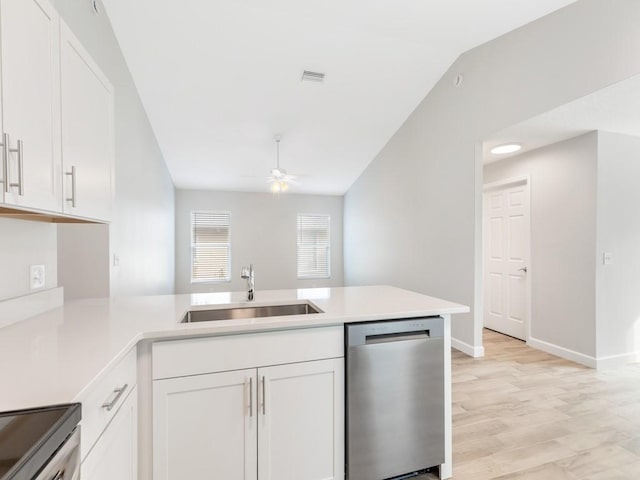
[[102, 0, 577, 194], [483, 73, 640, 163]]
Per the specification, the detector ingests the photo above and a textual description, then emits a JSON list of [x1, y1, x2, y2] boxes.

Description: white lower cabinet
[[82, 386, 138, 480], [153, 358, 344, 480], [153, 369, 257, 480], [258, 359, 344, 480]]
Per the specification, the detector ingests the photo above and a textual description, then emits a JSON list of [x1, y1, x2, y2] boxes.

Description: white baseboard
[[452, 337, 485, 358], [0, 287, 64, 329], [527, 336, 597, 368], [595, 351, 640, 369]]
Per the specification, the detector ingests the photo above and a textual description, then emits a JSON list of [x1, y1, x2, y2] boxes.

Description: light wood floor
[[447, 329, 640, 479]]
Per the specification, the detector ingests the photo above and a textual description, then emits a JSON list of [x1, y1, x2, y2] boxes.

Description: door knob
[[518, 267, 528, 273]]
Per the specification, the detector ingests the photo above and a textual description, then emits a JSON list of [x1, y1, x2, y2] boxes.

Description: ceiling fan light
[[270, 181, 282, 193], [270, 180, 289, 193]]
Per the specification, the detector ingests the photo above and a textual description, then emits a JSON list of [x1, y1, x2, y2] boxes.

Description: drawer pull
[[101, 383, 128, 411]]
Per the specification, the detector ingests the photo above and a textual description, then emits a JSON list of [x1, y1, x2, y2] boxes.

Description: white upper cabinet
[[0, 0, 62, 211], [60, 21, 114, 222], [0, 4, 114, 222]]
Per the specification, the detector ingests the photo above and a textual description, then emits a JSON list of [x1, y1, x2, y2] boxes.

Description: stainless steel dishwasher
[[346, 317, 445, 480]]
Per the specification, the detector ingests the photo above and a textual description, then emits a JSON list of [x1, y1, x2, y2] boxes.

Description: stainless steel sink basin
[[182, 302, 322, 323]]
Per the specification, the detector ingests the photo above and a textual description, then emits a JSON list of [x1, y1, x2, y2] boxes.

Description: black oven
[[0, 403, 81, 480]]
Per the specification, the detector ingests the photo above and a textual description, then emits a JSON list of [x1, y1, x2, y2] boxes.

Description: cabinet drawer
[[152, 326, 344, 380], [77, 346, 137, 460]]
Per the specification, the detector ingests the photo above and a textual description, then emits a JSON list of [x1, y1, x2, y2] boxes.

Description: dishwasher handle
[[346, 317, 444, 347], [365, 330, 430, 344]]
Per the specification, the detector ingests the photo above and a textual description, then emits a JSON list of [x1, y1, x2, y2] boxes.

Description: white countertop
[[0, 286, 468, 411]]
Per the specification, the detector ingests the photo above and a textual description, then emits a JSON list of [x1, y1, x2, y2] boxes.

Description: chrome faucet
[[241, 264, 255, 301]]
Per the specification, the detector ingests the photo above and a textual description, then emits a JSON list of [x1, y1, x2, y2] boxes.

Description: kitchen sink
[[181, 302, 322, 323]]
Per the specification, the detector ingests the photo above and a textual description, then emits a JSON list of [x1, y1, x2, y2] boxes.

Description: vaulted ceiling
[[102, 0, 577, 194]]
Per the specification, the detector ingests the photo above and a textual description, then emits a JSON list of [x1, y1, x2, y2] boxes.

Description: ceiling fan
[[268, 135, 297, 193]]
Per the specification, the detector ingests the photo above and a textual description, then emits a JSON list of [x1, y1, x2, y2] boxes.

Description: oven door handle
[[50, 470, 64, 480]]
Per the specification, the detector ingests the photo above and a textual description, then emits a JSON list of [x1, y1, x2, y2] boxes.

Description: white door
[[60, 21, 114, 221], [483, 180, 530, 340], [0, 0, 61, 211], [153, 369, 258, 480], [81, 386, 138, 480], [258, 358, 344, 480]]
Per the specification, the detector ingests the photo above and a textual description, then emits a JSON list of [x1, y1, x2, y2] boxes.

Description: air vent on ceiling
[[301, 70, 325, 83]]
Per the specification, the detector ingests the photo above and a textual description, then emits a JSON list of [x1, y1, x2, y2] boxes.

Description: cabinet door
[[258, 358, 344, 480], [60, 21, 114, 222], [81, 386, 138, 480], [153, 369, 258, 480], [0, 0, 61, 211]]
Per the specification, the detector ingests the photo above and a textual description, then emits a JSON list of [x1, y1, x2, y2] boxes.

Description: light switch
[[603, 252, 613, 265]]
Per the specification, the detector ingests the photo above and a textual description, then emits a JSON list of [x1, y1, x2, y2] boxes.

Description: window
[[297, 214, 330, 279], [191, 211, 231, 283]]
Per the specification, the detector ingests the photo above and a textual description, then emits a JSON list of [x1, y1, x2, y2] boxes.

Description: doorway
[[482, 177, 530, 341]]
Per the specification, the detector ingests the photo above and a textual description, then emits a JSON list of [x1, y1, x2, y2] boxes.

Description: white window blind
[[191, 211, 231, 282], [297, 214, 330, 279]]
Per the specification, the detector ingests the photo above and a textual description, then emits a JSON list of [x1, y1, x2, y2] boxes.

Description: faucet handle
[[241, 266, 249, 278]]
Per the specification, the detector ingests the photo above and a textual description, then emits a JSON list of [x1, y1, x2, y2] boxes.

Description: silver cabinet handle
[[101, 383, 128, 411], [261, 376, 266, 415], [65, 166, 77, 207], [8, 138, 23, 196], [248, 377, 253, 417], [1, 133, 8, 194]]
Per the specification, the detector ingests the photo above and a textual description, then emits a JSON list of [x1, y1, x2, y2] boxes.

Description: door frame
[[482, 175, 532, 342]]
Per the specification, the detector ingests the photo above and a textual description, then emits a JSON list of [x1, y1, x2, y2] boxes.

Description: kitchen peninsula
[[0, 286, 468, 479]]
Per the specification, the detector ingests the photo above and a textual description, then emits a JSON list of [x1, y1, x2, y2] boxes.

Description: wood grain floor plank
[[450, 330, 640, 479]]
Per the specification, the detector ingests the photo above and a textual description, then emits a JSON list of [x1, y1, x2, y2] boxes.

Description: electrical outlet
[[603, 252, 613, 265], [30, 265, 45, 290]]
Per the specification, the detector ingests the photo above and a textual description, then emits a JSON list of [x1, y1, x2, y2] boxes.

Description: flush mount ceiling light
[[268, 136, 294, 193], [491, 143, 522, 155]]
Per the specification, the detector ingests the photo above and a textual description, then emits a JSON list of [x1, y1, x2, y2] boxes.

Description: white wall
[[0, 219, 57, 301], [596, 132, 640, 364], [483, 133, 598, 358], [175, 190, 343, 294], [52, 0, 175, 297], [344, 0, 640, 351], [57, 224, 110, 301]]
